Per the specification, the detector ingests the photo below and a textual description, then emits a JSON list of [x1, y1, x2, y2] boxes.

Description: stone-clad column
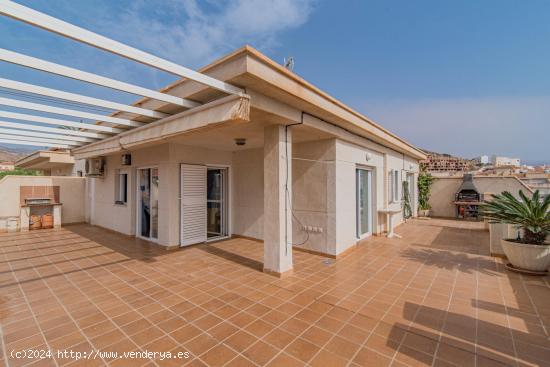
[[263, 124, 293, 276]]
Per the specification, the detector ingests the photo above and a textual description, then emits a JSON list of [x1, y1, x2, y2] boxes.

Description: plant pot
[[501, 239, 550, 272], [418, 209, 430, 217]]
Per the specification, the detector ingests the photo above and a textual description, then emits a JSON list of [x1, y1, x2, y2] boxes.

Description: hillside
[[0, 145, 35, 162]]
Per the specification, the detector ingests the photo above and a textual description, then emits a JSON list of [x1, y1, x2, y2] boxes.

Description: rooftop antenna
[[283, 56, 295, 71]]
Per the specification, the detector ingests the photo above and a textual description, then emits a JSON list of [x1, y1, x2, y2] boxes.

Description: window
[[115, 169, 128, 205], [389, 169, 400, 203]]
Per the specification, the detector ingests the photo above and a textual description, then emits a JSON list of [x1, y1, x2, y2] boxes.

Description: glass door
[[137, 168, 159, 240], [356, 168, 372, 238], [207, 167, 228, 240]]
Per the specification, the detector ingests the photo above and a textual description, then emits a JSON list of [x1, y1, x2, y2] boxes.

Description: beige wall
[[232, 148, 264, 239], [89, 143, 233, 246], [292, 139, 335, 255], [86, 135, 420, 255], [333, 140, 419, 253], [0, 175, 86, 224], [429, 176, 532, 218]]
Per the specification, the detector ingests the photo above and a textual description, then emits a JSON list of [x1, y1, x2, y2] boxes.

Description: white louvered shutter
[[180, 164, 207, 246]]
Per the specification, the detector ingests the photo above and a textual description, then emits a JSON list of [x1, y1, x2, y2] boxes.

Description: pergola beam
[[0, 136, 69, 148], [0, 120, 107, 138], [0, 48, 200, 108], [0, 133, 81, 146], [0, 96, 144, 127], [0, 110, 123, 133], [0, 0, 244, 96], [0, 77, 169, 119], [0, 127, 95, 142]]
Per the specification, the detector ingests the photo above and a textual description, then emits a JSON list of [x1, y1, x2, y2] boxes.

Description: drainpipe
[[283, 112, 304, 255]]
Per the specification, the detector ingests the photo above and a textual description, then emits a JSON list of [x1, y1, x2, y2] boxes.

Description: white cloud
[[362, 96, 550, 163], [0, 0, 314, 95], [100, 0, 315, 68]]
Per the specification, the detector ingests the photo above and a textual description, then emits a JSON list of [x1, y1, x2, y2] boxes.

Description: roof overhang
[[16, 150, 74, 169], [105, 46, 427, 160], [73, 94, 250, 159]]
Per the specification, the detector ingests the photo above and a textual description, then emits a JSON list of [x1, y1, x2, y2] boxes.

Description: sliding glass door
[[207, 167, 228, 240], [356, 168, 373, 238], [137, 167, 159, 240]]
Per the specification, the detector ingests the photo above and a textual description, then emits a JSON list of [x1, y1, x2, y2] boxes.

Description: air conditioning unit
[[85, 157, 105, 177]]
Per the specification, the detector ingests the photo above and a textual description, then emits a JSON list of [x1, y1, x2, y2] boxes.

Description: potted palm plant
[[481, 190, 550, 273]]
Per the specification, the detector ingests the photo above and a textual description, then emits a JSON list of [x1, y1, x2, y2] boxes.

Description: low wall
[[0, 176, 86, 229], [429, 176, 533, 218]]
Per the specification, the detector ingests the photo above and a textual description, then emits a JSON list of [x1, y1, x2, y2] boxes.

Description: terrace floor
[[1, 219, 549, 367]]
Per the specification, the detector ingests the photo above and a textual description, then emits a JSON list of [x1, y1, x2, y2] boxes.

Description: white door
[[137, 167, 159, 240], [180, 164, 207, 246], [356, 168, 373, 238]]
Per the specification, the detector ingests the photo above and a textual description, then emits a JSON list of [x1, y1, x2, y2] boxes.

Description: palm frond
[[480, 190, 550, 245]]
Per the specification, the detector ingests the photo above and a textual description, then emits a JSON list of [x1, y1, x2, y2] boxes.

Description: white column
[[20, 207, 30, 232], [53, 205, 62, 228], [263, 124, 293, 276]]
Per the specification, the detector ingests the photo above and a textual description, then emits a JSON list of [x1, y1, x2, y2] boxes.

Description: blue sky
[[0, 0, 549, 164]]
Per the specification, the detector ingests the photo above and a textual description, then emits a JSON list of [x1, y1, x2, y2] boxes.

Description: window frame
[[115, 169, 128, 205], [389, 169, 400, 203]]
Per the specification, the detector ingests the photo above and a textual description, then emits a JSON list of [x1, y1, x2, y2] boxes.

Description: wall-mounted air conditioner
[[85, 157, 105, 177]]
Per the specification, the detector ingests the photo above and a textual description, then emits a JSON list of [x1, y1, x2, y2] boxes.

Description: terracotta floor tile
[[324, 335, 360, 360], [436, 342, 476, 367], [337, 323, 370, 345], [263, 328, 296, 350], [131, 326, 165, 346], [90, 328, 126, 349], [184, 333, 218, 357], [266, 353, 303, 367], [353, 347, 392, 366], [2, 220, 547, 367], [193, 314, 223, 331], [244, 319, 273, 338], [402, 332, 439, 355], [206, 321, 238, 342], [309, 350, 348, 367], [301, 325, 333, 347], [365, 333, 400, 358], [224, 330, 258, 352], [284, 338, 319, 362], [224, 355, 256, 367], [394, 345, 435, 366], [242, 340, 279, 366], [279, 318, 310, 336], [199, 344, 237, 367]]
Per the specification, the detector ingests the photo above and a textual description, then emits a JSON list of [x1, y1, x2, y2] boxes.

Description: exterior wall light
[[235, 138, 247, 146]]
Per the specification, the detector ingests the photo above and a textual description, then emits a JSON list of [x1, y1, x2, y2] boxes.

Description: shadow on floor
[[411, 225, 490, 256], [386, 301, 550, 367], [198, 244, 263, 272], [64, 224, 173, 262], [399, 248, 500, 275], [0, 258, 133, 289]]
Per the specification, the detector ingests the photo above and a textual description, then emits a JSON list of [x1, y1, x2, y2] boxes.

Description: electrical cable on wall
[[284, 112, 309, 255]]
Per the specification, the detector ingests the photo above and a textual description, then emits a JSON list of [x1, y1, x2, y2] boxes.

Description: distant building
[[473, 155, 490, 165], [0, 162, 15, 171], [515, 173, 550, 200], [420, 152, 472, 172], [491, 155, 520, 167]]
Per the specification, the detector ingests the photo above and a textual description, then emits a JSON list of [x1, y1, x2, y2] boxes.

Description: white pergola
[[0, 0, 244, 149]]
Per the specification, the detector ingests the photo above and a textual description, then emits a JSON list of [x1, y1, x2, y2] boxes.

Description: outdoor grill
[[454, 174, 483, 220], [24, 197, 53, 206]]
